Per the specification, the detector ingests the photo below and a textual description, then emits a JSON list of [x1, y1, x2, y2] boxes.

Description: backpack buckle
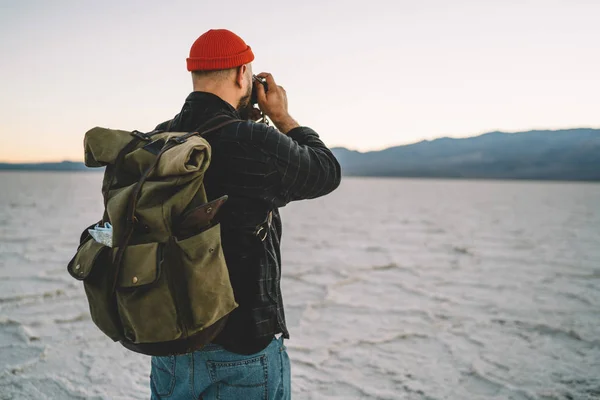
[[254, 211, 273, 242], [131, 130, 152, 141]]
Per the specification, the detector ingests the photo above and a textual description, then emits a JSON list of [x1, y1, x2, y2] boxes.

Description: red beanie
[[186, 29, 255, 71]]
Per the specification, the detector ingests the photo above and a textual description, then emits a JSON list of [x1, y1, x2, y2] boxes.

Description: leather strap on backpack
[[110, 115, 240, 293]]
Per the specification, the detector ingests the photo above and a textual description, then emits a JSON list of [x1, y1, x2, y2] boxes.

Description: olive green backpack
[[67, 115, 239, 356]]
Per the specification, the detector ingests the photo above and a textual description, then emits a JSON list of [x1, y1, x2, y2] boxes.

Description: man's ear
[[235, 65, 247, 88]]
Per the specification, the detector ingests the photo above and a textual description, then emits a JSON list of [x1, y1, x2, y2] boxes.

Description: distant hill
[[0, 161, 90, 171], [2, 128, 600, 181], [332, 128, 600, 181]]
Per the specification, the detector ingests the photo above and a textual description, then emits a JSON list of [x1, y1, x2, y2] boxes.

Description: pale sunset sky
[[1, 0, 599, 162]]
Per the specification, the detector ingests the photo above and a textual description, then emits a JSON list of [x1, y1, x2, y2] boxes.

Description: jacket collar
[[184, 91, 240, 119]]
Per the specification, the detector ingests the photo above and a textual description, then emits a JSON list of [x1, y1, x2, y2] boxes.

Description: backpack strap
[[173, 114, 236, 143], [165, 118, 174, 132], [110, 115, 240, 293]]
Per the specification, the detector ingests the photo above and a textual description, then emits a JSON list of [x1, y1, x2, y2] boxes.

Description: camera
[[250, 75, 268, 105]]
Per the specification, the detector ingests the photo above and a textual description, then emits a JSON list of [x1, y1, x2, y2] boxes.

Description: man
[[150, 29, 341, 399]]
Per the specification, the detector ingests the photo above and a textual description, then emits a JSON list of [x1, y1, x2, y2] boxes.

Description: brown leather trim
[[119, 315, 229, 356], [174, 195, 229, 239]]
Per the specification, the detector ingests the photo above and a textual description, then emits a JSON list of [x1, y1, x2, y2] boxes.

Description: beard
[[236, 79, 253, 111], [237, 91, 252, 120]]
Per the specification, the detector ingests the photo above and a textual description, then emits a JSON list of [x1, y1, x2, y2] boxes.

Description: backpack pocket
[[68, 223, 238, 346], [115, 242, 182, 344], [174, 223, 238, 334], [67, 238, 124, 341]]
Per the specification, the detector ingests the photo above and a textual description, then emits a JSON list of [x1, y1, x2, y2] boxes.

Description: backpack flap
[[67, 238, 107, 281], [114, 242, 182, 344], [116, 242, 161, 289]]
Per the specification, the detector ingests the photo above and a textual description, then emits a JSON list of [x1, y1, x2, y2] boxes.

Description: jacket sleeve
[[248, 123, 342, 204]]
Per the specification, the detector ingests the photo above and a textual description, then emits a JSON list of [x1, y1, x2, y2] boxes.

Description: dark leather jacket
[[156, 92, 341, 354]]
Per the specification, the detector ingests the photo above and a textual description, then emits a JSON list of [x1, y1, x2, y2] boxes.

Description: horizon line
[[1, 125, 599, 164]]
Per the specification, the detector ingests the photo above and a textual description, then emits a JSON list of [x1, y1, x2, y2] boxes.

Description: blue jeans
[[150, 336, 291, 400]]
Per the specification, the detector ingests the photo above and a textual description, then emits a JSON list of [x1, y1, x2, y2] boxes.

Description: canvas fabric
[[67, 121, 238, 354]]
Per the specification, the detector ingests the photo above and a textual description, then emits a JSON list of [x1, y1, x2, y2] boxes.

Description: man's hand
[[255, 72, 300, 134]]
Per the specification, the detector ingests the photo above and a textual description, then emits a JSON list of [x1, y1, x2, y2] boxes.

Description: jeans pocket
[[150, 355, 176, 398], [207, 355, 267, 400]]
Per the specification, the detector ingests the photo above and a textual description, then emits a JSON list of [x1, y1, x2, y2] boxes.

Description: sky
[[0, 0, 599, 162]]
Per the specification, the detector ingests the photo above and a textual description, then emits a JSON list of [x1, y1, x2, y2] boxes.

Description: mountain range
[[331, 128, 600, 181], [0, 161, 89, 171], [1, 128, 599, 181]]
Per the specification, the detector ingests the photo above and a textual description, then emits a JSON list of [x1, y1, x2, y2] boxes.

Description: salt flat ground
[[1, 173, 599, 399]]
